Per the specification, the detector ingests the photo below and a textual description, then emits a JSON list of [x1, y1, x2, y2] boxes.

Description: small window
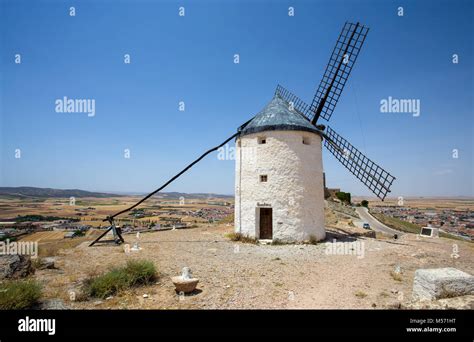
[[302, 137, 311, 145], [258, 137, 266, 144], [260, 175, 268, 182]]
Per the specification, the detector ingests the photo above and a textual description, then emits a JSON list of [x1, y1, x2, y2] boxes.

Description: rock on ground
[[412, 267, 474, 301], [405, 295, 474, 309], [34, 299, 70, 310], [36, 257, 56, 270], [0, 254, 34, 279]]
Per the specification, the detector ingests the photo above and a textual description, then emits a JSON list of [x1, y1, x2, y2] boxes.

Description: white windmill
[[234, 22, 395, 242]]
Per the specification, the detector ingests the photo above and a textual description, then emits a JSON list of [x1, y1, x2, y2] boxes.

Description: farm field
[[0, 195, 234, 228], [20, 229, 98, 243]]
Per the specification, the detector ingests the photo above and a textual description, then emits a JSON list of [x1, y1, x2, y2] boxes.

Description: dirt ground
[[34, 224, 474, 309]]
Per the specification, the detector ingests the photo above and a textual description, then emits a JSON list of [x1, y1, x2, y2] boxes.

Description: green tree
[[336, 192, 351, 204]]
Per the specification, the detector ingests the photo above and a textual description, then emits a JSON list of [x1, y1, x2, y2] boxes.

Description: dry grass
[[83, 259, 158, 299], [390, 271, 403, 282], [219, 213, 234, 224], [308, 235, 319, 245], [225, 232, 258, 244], [355, 290, 367, 298], [38, 233, 99, 257], [0, 279, 42, 309], [20, 230, 69, 242]]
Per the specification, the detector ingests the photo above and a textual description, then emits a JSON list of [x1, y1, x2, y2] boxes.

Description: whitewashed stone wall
[[234, 130, 326, 242]]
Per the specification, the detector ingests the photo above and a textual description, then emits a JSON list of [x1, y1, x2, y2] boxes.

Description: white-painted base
[[235, 130, 326, 243]]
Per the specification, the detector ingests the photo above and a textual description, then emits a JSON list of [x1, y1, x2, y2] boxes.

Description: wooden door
[[259, 208, 272, 239]]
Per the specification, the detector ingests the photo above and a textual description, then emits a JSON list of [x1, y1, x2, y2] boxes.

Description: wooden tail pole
[[89, 218, 124, 247]]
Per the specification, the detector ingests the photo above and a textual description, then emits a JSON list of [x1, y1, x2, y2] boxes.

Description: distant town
[[370, 204, 473, 240], [0, 196, 234, 242]]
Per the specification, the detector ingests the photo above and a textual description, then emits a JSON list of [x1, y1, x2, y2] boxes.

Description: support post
[[89, 218, 124, 247]]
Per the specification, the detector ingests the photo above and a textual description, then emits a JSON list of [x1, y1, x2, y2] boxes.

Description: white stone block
[[412, 268, 474, 301]]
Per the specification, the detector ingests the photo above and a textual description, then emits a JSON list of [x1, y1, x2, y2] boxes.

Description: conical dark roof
[[239, 95, 321, 137]]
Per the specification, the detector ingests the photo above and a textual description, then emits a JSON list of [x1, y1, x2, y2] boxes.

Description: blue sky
[[1, 0, 473, 198]]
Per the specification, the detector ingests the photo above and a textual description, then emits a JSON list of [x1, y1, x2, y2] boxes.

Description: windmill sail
[[310, 22, 369, 124], [274, 84, 312, 120], [324, 126, 395, 200]]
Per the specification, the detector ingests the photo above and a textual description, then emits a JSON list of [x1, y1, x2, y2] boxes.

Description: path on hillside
[[355, 207, 403, 236]]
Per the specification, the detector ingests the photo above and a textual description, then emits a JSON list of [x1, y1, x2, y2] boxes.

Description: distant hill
[[0, 187, 233, 199], [0, 187, 119, 198]]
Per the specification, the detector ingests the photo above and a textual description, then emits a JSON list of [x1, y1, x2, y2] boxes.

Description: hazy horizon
[[1, 185, 473, 200]]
